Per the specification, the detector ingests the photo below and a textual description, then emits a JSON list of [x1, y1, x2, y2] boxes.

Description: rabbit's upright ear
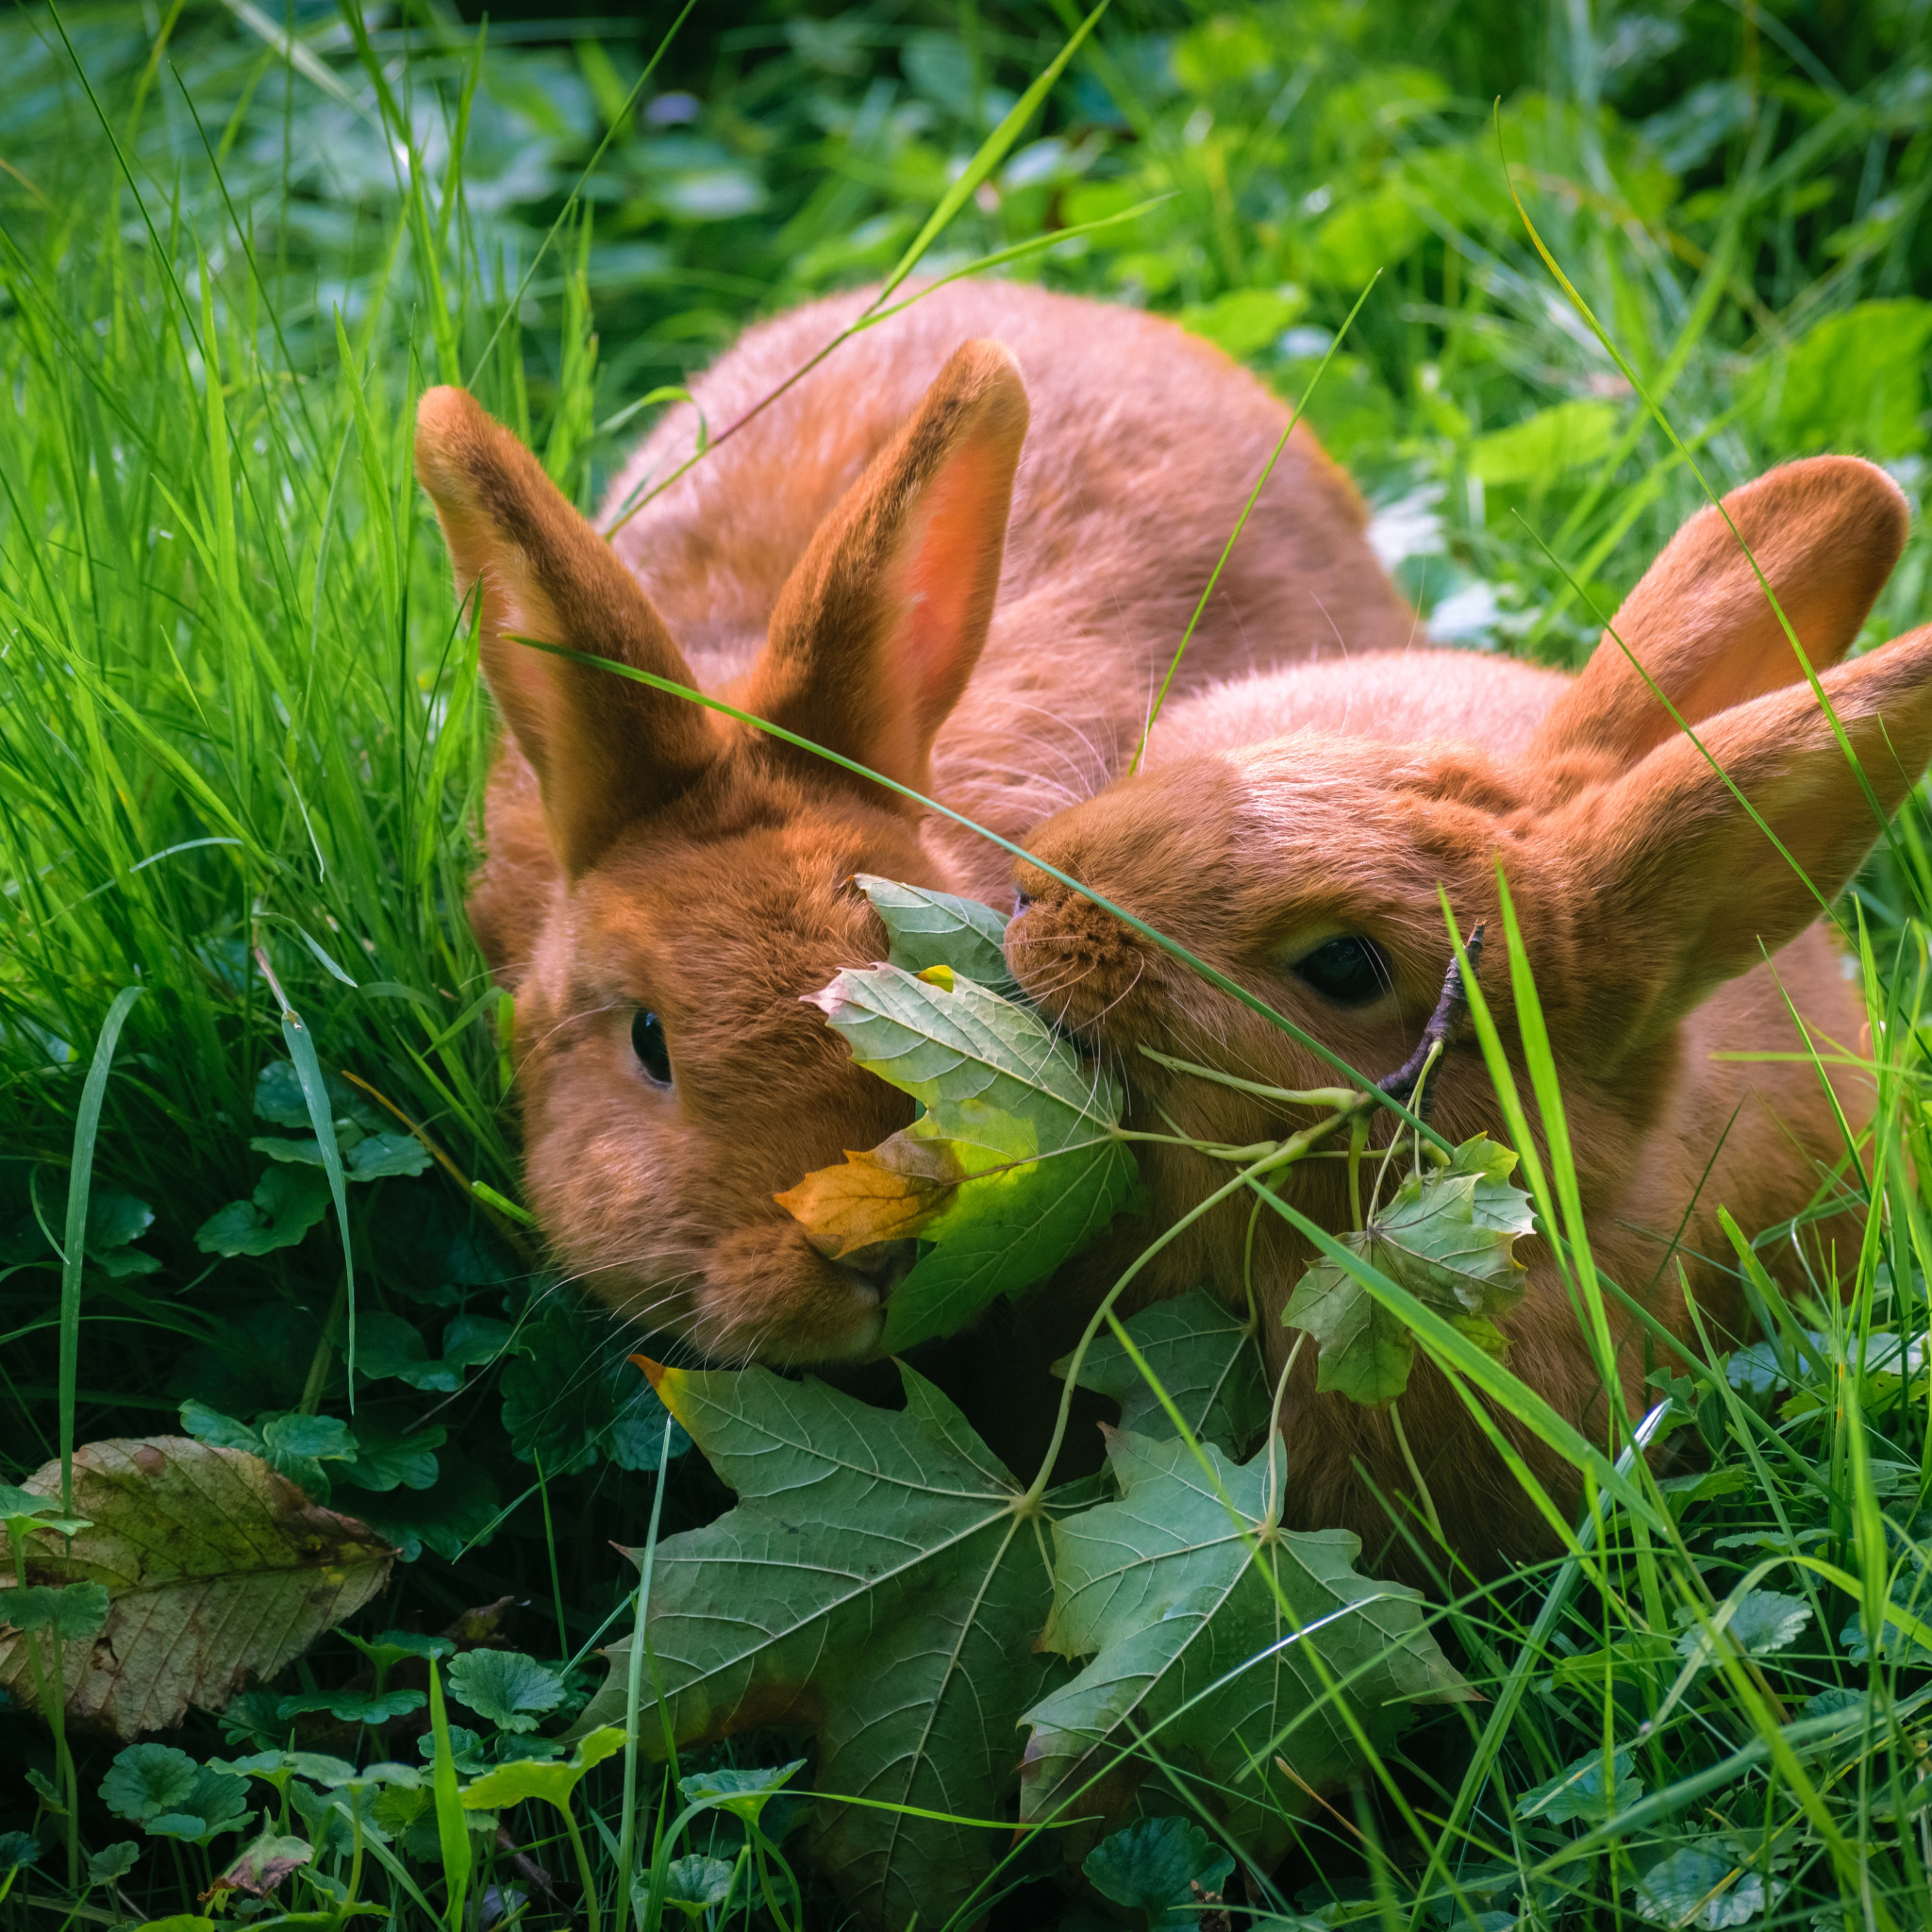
[[740, 340, 1029, 801], [415, 388, 715, 876], [1538, 626, 1932, 1064], [1531, 457, 1907, 768]]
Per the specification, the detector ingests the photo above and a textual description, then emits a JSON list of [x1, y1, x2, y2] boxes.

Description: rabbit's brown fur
[[1008, 456, 1920, 1571], [415, 282, 1416, 1365]]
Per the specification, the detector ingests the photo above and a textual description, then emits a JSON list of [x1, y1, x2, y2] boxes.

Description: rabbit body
[[592, 282, 1413, 901], [1008, 456, 1924, 1571], [416, 282, 1414, 1366]]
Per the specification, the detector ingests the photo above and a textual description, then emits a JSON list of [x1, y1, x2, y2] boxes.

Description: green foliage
[[789, 955, 1136, 1354], [445, 1651, 566, 1734], [458, 1724, 625, 1809], [1024, 1428, 1470, 1852], [581, 1362, 1073, 1928], [1284, 1138, 1535, 1404], [1058, 1287, 1272, 1458], [1083, 1815, 1236, 1926], [2, 1582, 110, 1641], [195, 1168, 333, 1259]]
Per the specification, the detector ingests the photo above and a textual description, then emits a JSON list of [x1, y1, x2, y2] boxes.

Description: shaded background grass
[[2, 0, 1931, 1925]]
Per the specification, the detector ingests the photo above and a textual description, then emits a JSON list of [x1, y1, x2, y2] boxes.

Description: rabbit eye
[[631, 1009, 673, 1088], [1293, 936, 1391, 1007]]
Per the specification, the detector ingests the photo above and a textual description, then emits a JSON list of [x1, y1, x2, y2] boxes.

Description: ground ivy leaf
[[87, 1840, 140, 1883], [2, 1581, 111, 1641], [255, 1060, 382, 1135], [1283, 1136, 1533, 1405], [101, 1742, 199, 1822], [447, 1650, 565, 1733], [334, 1459, 501, 1565], [1021, 1428, 1471, 1857], [0, 1438, 395, 1738], [787, 963, 1137, 1354], [677, 1758, 807, 1823], [345, 1133, 432, 1181], [500, 1300, 691, 1474], [1058, 1290, 1271, 1459], [1675, 1588, 1810, 1667], [575, 1361, 1073, 1931], [1632, 1841, 1787, 1929], [1084, 1815, 1235, 1926], [195, 1167, 331, 1258], [277, 1688, 426, 1724], [661, 1852, 736, 1912], [460, 1725, 625, 1811], [1515, 1744, 1642, 1824], [853, 874, 1015, 991]]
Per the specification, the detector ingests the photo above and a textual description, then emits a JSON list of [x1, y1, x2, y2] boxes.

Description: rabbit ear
[[1537, 625, 1932, 1064], [739, 339, 1029, 801], [1530, 457, 1907, 768], [415, 388, 714, 876]]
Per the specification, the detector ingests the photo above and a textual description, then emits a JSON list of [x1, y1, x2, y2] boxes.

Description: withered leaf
[[0, 1438, 394, 1738]]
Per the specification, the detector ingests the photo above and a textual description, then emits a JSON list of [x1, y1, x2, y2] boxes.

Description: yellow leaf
[[774, 1144, 956, 1257]]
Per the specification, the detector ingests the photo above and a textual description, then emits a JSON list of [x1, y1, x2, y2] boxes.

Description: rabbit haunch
[[414, 280, 1416, 1366], [1008, 454, 1920, 1569]]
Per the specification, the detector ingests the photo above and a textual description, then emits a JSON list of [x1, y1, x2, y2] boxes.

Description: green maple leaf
[[854, 873, 1016, 991], [785, 961, 1138, 1354], [1282, 1136, 1535, 1406], [575, 1360, 1073, 1931], [1058, 1289, 1272, 1458], [1020, 1428, 1471, 1857]]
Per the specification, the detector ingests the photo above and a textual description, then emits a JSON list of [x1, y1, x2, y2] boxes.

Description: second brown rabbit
[[1008, 454, 1921, 1572]]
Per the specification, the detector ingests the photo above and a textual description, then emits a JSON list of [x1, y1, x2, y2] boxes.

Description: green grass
[[2, 0, 1931, 1926]]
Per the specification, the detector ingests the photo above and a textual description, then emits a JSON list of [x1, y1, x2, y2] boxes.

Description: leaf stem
[[533, 1451, 570, 1660], [560, 1800, 600, 1932], [1024, 1128, 1336, 1506], [1388, 1399, 1447, 1546], [617, 1413, 676, 1927]]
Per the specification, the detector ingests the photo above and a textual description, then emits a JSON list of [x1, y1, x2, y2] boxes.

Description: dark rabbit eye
[[631, 1009, 673, 1087], [1293, 936, 1391, 1006]]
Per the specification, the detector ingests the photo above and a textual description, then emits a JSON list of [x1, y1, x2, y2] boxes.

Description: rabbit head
[[415, 342, 1028, 1364], [1008, 457, 1920, 1347]]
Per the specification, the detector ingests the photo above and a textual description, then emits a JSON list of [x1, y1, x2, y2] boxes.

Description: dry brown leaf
[[0, 1436, 395, 1737], [774, 1142, 955, 1258]]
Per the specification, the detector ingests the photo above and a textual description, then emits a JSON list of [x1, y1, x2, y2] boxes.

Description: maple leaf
[[1058, 1289, 1272, 1459], [1282, 1136, 1536, 1406], [575, 1360, 1073, 1932], [782, 959, 1137, 1354], [853, 872, 1016, 991], [1020, 1428, 1472, 1857]]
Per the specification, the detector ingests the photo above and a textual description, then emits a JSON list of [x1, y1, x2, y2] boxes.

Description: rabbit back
[[602, 281, 1416, 891]]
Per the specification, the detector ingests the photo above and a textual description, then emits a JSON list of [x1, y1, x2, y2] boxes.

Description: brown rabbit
[[413, 280, 1417, 1366], [1006, 455, 1920, 1569]]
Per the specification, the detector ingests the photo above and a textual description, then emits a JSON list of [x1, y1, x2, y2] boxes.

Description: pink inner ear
[[889, 440, 1008, 740]]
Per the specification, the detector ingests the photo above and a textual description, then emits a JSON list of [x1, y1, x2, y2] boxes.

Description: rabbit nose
[[831, 1239, 919, 1302]]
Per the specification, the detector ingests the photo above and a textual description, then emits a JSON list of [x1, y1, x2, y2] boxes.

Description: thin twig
[[1378, 924, 1486, 1118]]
